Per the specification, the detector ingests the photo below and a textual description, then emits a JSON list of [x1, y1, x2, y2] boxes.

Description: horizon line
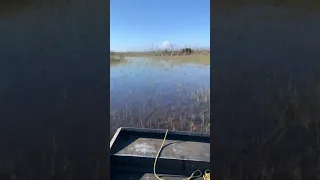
[[111, 46, 210, 52]]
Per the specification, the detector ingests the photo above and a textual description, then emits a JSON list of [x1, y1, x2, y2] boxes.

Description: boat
[[110, 127, 210, 180]]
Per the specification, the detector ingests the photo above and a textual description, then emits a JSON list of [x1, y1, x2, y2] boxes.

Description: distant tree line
[[181, 48, 192, 55]]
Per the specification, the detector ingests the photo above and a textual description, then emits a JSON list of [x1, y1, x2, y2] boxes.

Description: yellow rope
[[203, 170, 210, 180], [153, 129, 210, 180], [153, 129, 169, 180]]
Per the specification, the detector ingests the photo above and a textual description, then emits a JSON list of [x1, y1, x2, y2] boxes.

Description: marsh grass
[[110, 85, 210, 136], [110, 58, 210, 136], [152, 55, 210, 65], [150, 47, 210, 57], [0, 135, 71, 180], [210, 5, 320, 178], [112, 45, 210, 62], [114, 53, 210, 66], [213, 67, 320, 179], [110, 53, 124, 62], [1, 2, 107, 179]]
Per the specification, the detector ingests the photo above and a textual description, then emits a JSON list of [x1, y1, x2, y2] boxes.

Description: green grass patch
[[117, 53, 210, 65], [110, 55, 124, 62]]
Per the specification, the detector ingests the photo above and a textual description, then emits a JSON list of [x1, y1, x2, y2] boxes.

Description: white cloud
[[159, 40, 174, 50]]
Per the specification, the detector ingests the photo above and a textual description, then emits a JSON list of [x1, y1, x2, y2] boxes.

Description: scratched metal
[[114, 137, 210, 161]]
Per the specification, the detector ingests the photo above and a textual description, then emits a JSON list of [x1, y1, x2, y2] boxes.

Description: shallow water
[[110, 57, 210, 133]]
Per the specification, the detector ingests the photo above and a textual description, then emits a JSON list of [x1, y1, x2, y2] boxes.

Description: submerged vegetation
[[110, 86, 210, 135], [110, 47, 210, 137], [110, 58, 210, 136]]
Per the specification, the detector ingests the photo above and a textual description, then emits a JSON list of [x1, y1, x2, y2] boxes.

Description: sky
[[110, 0, 210, 52]]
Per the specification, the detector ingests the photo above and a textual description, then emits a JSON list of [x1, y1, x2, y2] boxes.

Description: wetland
[[110, 56, 210, 135]]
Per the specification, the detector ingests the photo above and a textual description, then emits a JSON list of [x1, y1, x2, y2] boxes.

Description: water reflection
[[110, 57, 210, 134]]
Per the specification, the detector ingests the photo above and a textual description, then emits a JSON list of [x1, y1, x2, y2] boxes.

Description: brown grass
[[110, 86, 210, 137], [112, 52, 210, 65], [213, 67, 320, 179]]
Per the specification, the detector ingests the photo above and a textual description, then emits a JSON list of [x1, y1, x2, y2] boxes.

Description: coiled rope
[[153, 129, 210, 180]]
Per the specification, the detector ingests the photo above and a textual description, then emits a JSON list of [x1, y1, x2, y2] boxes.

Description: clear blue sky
[[110, 0, 210, 52]]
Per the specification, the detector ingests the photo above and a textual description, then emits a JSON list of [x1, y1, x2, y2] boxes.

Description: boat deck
[[111, 171, 204, 180], [110, 127, 210, 180]]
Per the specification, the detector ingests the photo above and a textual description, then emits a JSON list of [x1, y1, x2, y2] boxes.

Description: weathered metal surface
[[111, 171, 204, 180], [114, 137, 210, 161], [110, 127, 210, 179]]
